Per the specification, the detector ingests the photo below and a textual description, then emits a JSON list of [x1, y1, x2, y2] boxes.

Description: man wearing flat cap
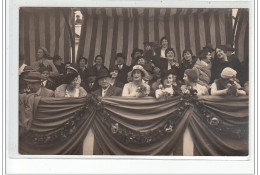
[[92, 69, 122, 97], [23, 71, 54, 97]]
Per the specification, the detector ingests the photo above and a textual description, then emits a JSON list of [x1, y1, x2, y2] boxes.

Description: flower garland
[[26, 95, 97, 145]]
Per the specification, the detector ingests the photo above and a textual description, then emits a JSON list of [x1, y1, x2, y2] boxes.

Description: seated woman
[[122, 65, 150, 97], [54, 72, 87, 97], [155, 70, 175, 99], [179, 49, 197, 80], [109, 66, 124, 89], [181, 69, 208, 96], [193, 49, 212, 89], [210, 67, 246, 96]]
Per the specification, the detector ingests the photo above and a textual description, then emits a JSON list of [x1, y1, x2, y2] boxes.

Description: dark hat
[[64, 73, 78, 84], [131, 48, 143, 58], [96, 68, 111, 80], [184, 69, 198, 82], [77, 56, 88, 64], [225, 43, 235, 51], [109, 66, 119, 72], [203, 43, 215, 52], [23, 66, 34, 73], [53, 55, 62, 61], [161, 69, 177, 80], [23, 72, 43, 82], [115, 53, 126, 60]]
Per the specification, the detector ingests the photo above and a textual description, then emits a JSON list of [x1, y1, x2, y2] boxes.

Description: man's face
[[116, 57, 125, 65], [137, 58, 146, 65], [37, 49, 44, 59], [27, 82, 41, 93], [134, 52, 142, 59], [88, 76, 96, 83], [98, 77, 110, 89], [95, 57, 103, 65], [79, 59, 86, 67], [41, 71, 49, 80], [145, 45, 152, 51]]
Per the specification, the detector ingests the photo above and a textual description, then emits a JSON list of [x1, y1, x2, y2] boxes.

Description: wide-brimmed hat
[[23, 72, 43, 82], [109, 66, 119, 72], [128, 65, 151, 80], [96, 68, 111, 80]]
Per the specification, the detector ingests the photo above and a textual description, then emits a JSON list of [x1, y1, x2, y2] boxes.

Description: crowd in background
[[19, 36, 249, 99]]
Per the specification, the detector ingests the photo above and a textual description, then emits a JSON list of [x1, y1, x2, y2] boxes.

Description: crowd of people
[[19, 36, 249, 99]]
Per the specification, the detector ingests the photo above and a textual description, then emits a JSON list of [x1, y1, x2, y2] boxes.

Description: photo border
[[4, 0, 257, 174]]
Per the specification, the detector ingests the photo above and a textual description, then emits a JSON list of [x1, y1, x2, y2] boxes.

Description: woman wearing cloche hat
[[122, 65, 151, 97], [210, 67, 246, 96]]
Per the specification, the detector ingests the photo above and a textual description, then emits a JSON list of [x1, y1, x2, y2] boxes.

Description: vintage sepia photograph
[[18, 7, 249, 156]]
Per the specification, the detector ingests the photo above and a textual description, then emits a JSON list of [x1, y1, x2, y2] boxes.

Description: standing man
[[115, 53, 131, 85]]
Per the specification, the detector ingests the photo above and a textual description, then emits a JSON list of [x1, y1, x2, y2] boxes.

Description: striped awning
[[19, 8, 74, 65], [77, 8, 233, 68]]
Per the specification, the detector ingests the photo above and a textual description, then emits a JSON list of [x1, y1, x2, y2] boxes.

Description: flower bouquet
[[136, 84, 148, 97], [155, 85, 174, 100]]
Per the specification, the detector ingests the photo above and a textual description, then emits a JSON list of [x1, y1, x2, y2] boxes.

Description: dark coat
[[92, 85, 122, 97], [37, 87, 54, 97], [76, 66, 89, 83], [116, 64, 131, 84], [84, 81, 100, 93], [179, 57, 197, 80], [88, 65, 109, 77], [159, 59, 181, 80]]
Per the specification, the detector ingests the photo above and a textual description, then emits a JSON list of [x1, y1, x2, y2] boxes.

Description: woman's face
[[79, 59, 86, 67], [137, 58, 146, 65], [37, 49, 44, 59], [132, 70, 142, 81], [70, 76, 79, 88], [166, 51, 175, 60], [216, 48, 225, 59], [110, 70, 118, 78], [183, 51, 192, 61], [183, 73, 190, 85], [204, 52, 212, 63], [161, 39, 168, 48], [163, 74, 173, 87]]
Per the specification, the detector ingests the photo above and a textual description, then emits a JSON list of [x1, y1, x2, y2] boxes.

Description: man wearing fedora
[[115, 53, 131, 85], [23, 71, 54, 97], [92, 69, 122, 97]]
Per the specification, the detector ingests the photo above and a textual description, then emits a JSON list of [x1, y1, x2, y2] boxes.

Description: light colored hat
[[23, 72, 43, 82], [66, 66, 79, 74], [128, 65, 151, 81], [221, 67, 237, 79]]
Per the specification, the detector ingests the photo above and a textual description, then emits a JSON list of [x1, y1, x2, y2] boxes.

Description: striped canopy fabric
[[235, 9, 249, 63], [77, 8, 233, 69], [19, 8, 74, 65]]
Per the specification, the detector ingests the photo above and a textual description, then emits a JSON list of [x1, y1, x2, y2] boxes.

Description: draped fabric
[[77, 8, 233, 68], [234, 9, 249, 63], [19, 94, 248, 156], [19, 8, 74, 65]]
